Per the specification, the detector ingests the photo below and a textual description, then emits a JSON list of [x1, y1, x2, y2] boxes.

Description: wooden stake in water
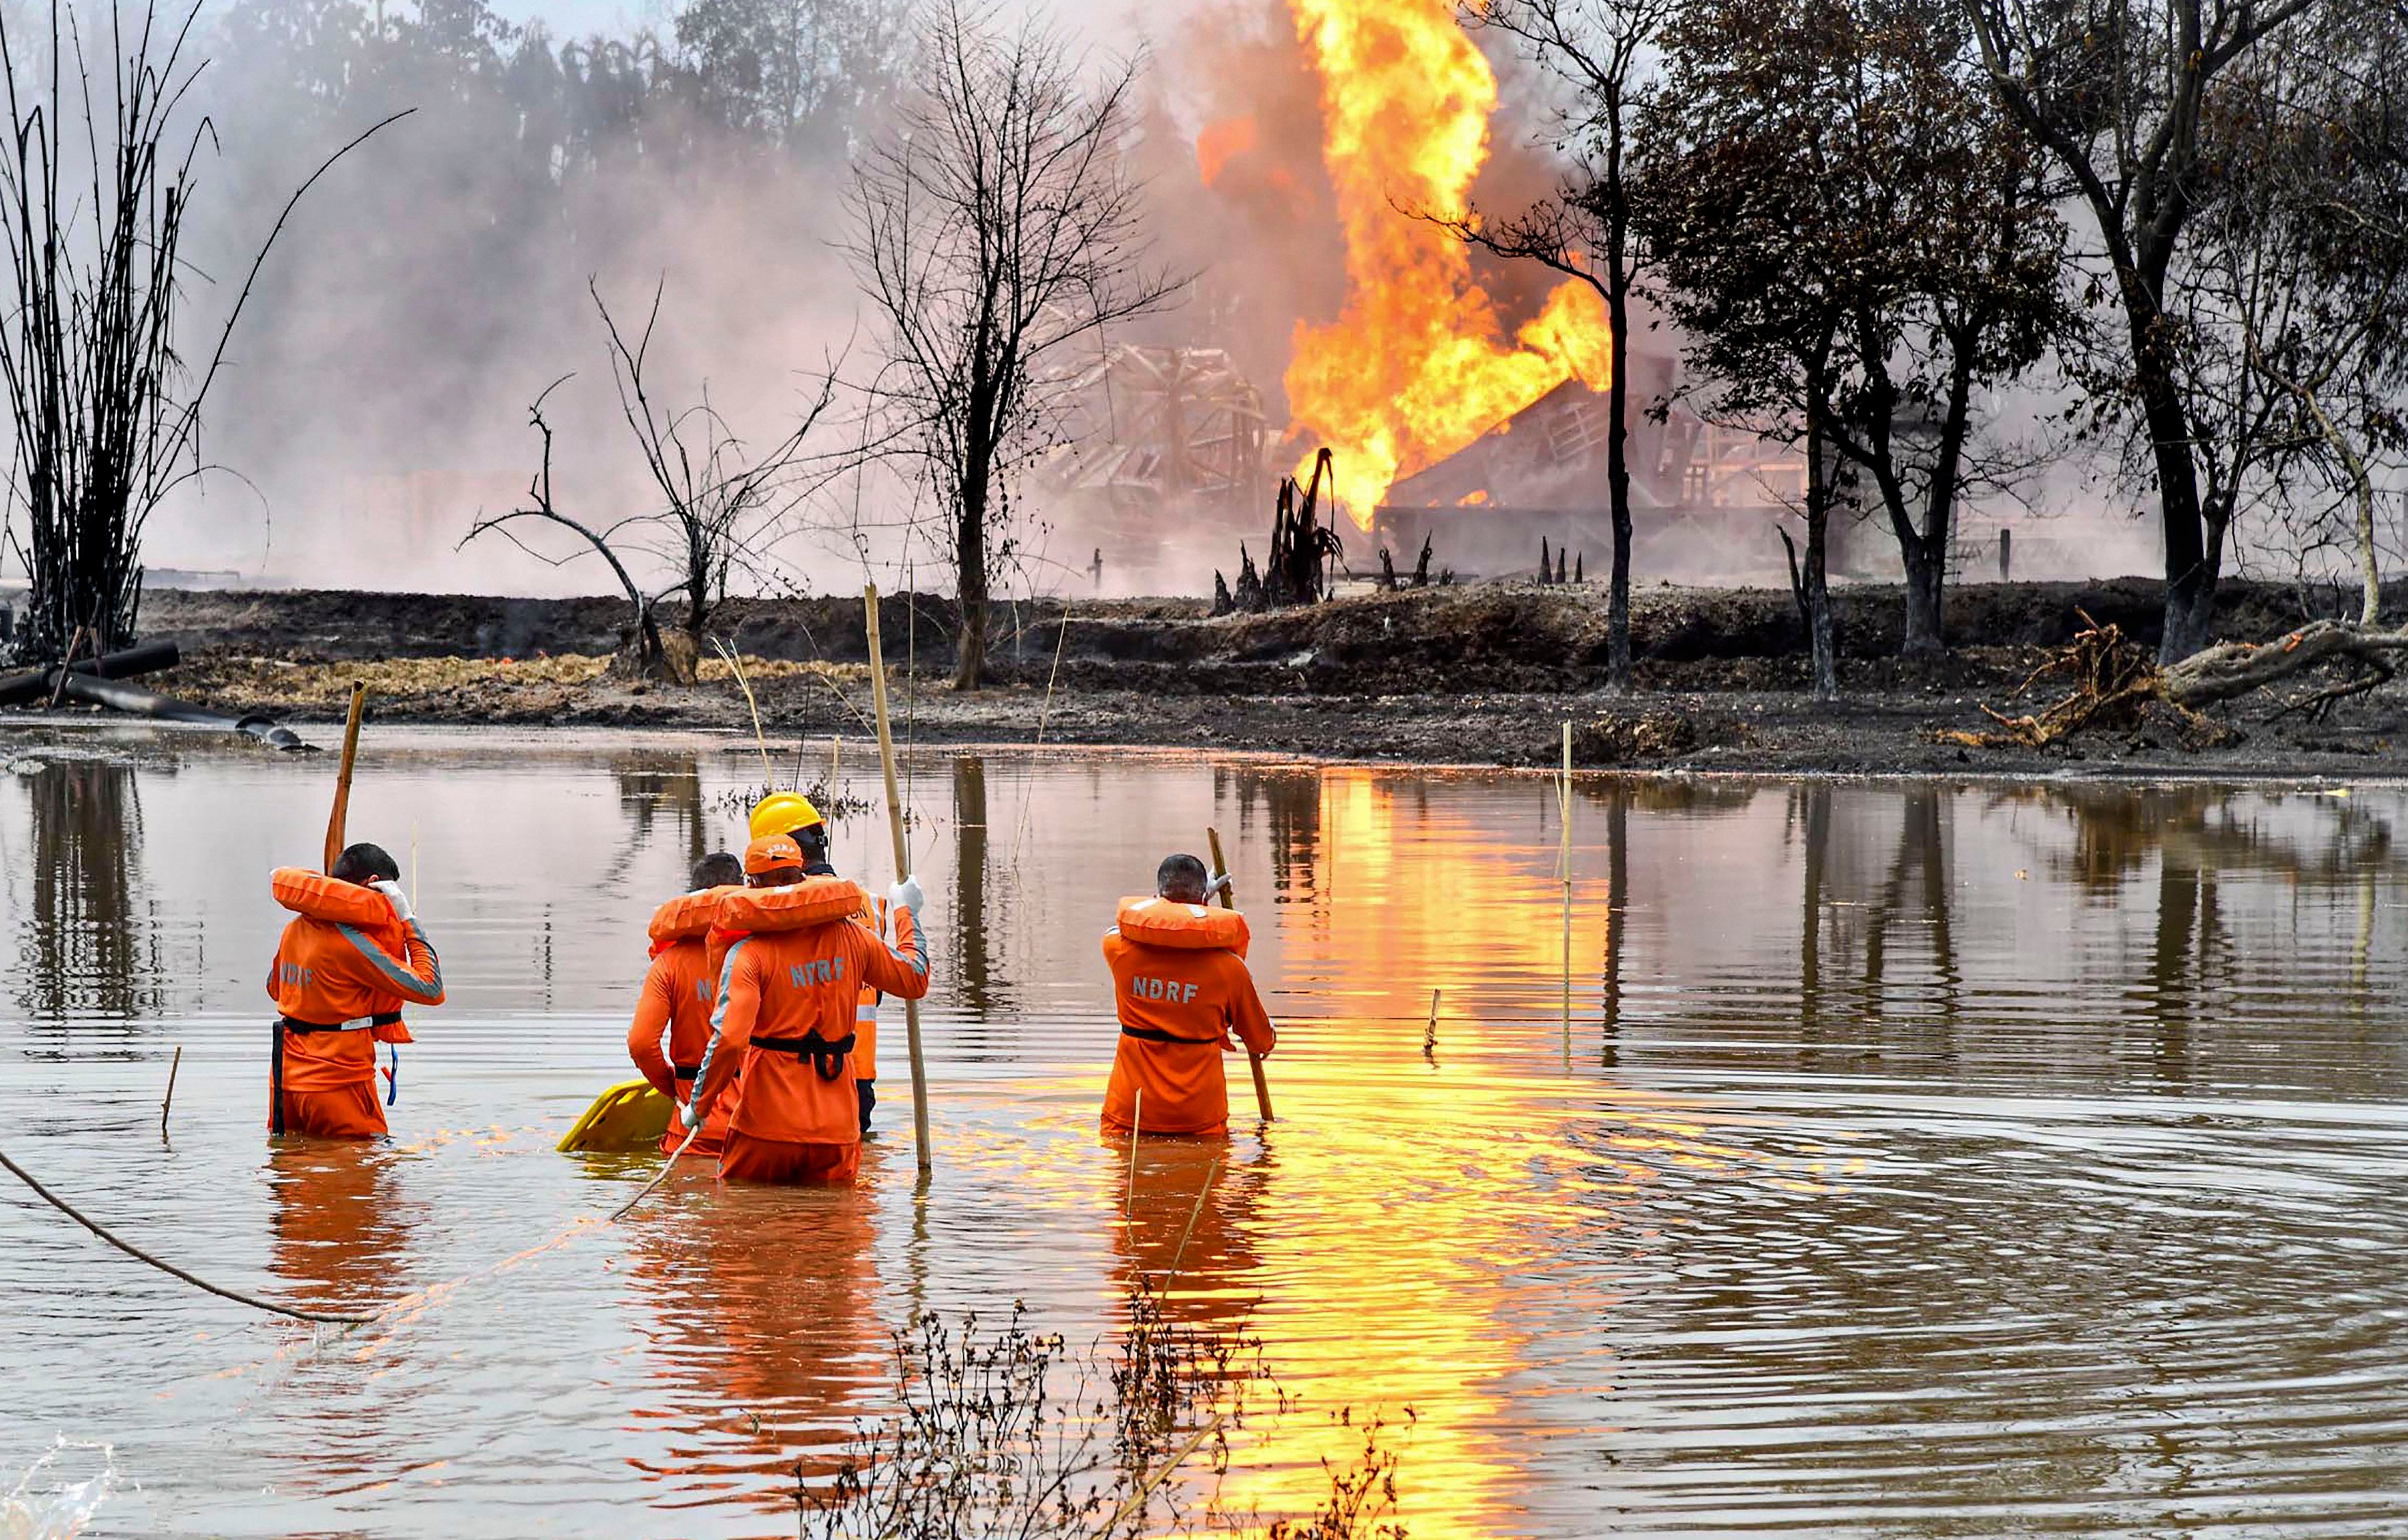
[[160, 1045, 181, 1137], [1561, 722, 1574, 1055], [1126, 1087, 1142, 1215], [1207, 826, 1273, 1123], [1423, 989, 1441, 1062], [864, 583, 934, 1176]]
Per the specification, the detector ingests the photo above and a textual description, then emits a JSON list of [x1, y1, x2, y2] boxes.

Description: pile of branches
[[1946, 609, 2408, 749], [1213, 450, 1342, 616]]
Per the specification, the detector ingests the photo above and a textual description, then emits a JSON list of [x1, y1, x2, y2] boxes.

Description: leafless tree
[[2190, 5, 2408, 628], [1962, 0, 2326, 661], [592, 280, 841, 652], [1435, 0, 1670, 691], [846, 1, 1180, 688], [0, 0, 402, 662], [463, 284, 838, 680]]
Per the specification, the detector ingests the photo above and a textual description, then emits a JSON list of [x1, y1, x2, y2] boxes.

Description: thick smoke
[[83, 0, 2202, 601], [122, 0, 1625, 599], [144, 0, 914, 595]]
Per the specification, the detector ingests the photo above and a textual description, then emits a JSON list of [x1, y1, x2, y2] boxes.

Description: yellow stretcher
[[557, 1080, 675, 1154]]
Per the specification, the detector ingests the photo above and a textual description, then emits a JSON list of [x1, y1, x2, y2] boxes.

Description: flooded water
[[5, 729, 2408, 1537]]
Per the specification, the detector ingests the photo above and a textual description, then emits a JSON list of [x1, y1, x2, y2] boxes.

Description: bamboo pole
[[1207, 826, 1273, 1123], [864, 584, 934, 1175], [323, 681, 366, 870], [160, 1045, 181, 1137]]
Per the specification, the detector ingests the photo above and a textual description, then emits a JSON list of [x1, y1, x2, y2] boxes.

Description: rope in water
[[0, 1146, 371, 1327]]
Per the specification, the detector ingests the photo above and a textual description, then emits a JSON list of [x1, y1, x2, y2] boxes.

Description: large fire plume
[[1264, 0, 1614, 528]]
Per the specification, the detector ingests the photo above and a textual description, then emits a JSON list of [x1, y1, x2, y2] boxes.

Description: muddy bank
[[34, 578, 2408, 776]]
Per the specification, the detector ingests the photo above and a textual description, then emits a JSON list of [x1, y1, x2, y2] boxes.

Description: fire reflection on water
[[6, 740, 2408, 1536]]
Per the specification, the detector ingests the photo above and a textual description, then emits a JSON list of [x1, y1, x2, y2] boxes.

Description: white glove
[[681, 1098, 706, 1131], [1206, 871, 1233, 897], [371, 879, 414, 923], [887, 876, 925, 915]]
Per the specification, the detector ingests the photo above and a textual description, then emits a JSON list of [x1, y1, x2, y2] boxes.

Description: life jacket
[[704, 879, 872, 1084], [717, 877, 868, 935], [270, 868, 415, 1047], [1113, 896, 1250, 959], [649, 886, 736, 958]]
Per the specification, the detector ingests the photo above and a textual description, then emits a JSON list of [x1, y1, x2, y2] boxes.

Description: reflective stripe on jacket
[[267, 915, 444, 1094], [691, 907, 929, 1146]]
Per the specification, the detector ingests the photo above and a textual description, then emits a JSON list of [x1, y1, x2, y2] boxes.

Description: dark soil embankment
[[69, 578, 2408, 775]]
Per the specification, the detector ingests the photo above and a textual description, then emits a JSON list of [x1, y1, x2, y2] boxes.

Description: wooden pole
[[1207, 826, 1273, 1123], [160, 1045, 181, 1137], [1126, 1086, 1142, 1215], [864, 584, 934, 1175], [1560, 722, 1574, 1053], [1423, 988, 1441, 1060], [324, 681, 366, 871]]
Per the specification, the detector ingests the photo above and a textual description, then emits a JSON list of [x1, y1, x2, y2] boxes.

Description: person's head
[[331, 843, 401, 887], [744, 834, 806, 888], [749, 791, 826, 865], [1156, 852, 1209, 904], [795, 821, 831, 868], [691, 851, 744, 891]]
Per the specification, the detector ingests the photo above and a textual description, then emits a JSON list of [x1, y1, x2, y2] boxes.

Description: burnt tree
[[0, 0, 401, 661], [1964, 0, 2327, 660], [1443, 0, 1670, 689], [847, 2, 1178, 687]]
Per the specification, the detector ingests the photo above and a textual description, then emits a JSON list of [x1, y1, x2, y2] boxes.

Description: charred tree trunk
[[1603, 128, 1636, 692], [1803, 416, 1837, 701], [1901, 545, 1945, 656], [2125, 286, 2220, 662], [954, 508, 989, 690]]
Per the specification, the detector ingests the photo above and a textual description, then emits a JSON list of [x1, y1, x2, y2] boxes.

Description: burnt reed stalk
[[2, 1, 402, 665], [0, 2, 203, 660]]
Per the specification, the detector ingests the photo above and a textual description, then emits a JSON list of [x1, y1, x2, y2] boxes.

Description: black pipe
[[0, 641, 183, 708], [54, 671, 314, 751]]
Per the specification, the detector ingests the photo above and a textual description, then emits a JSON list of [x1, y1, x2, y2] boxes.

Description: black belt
[[1120, 1025, 1216, 1046], [753, 1031, 857, 1080], [672, 1062, 700, 1081], [279, 1011, 403, 1035]]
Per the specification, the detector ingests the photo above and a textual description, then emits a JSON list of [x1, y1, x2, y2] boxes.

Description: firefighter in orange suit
[[750, 790, 886, 1135], [627, 851, 745, 1157], [684, 834, 930, 1185], [266, 843, 444, 1138], [1102, 853, 1275, 1138]]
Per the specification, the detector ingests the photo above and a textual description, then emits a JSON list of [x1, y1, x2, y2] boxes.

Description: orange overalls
[[628, 888, 739, 1157], [1101, 897, 1275, 1137], [265, 869, 444, 1139], [688, 879, 929, 1185]]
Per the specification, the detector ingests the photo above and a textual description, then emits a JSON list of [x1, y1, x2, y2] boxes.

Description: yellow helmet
[[748, 790, 824, 841]]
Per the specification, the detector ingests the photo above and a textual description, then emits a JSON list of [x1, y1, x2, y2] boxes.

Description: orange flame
[[1284, 0, 1614, 528], [1196, 116, 1258, 187]]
